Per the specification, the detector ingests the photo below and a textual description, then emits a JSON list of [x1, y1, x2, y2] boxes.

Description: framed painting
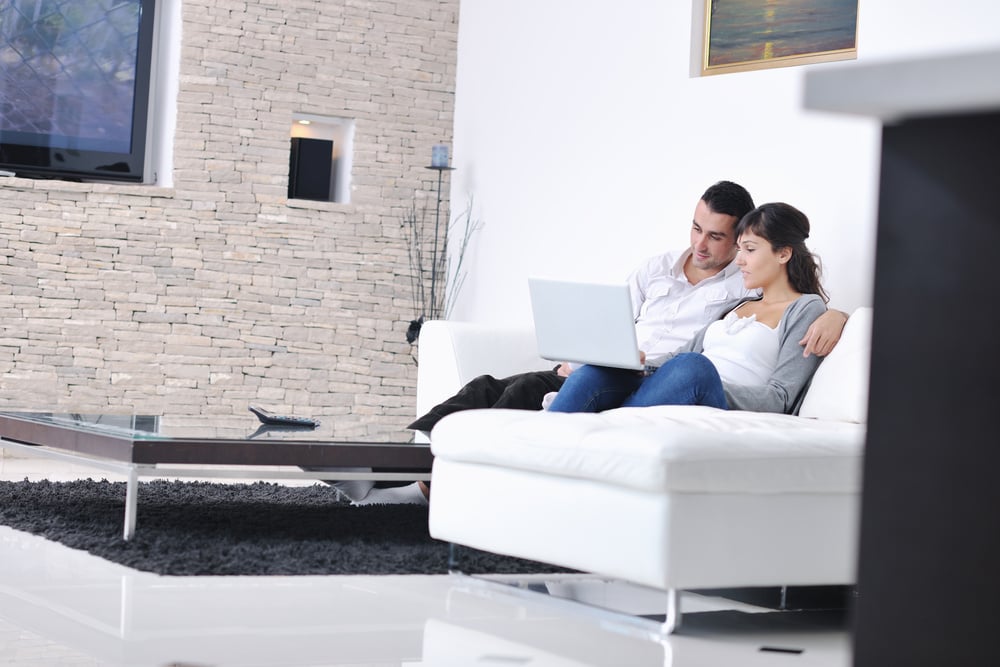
[[703, 0, 858, 75]]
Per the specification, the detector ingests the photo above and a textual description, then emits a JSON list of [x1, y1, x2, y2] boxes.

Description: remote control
[[248, 405, 320, 428]]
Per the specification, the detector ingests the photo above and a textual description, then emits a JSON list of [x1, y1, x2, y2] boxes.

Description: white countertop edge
[[804, 48, 1000, 122]]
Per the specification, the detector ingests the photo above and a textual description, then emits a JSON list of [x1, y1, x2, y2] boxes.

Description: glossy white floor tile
[[0, 454, 852, 666]]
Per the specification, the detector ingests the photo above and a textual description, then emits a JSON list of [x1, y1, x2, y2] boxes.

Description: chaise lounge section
[[420, 307, 872, 631]]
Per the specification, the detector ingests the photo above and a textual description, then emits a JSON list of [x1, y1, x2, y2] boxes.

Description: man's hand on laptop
[[556, 362, 574, 377], [639, 351, 659, 376]]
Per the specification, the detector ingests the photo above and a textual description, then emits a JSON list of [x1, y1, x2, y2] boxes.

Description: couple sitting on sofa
[[411, 180, 846, 429], [343, 180, 847, 505]]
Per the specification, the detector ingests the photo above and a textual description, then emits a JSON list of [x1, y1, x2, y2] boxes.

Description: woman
[[547, 202, 829, 415]]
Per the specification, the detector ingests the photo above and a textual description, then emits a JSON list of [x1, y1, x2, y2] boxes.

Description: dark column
[[854, 111, 1000, 665]]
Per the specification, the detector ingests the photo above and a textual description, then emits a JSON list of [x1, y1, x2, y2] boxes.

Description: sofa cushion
[[431, 405, 864, 495], [798, 307, 872, 423]]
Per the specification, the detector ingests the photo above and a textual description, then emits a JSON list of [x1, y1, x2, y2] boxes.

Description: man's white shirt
[[627, 248, 754, 365]]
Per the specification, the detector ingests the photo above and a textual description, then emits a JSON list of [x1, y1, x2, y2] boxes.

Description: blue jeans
[[547, 352, 728, 413]]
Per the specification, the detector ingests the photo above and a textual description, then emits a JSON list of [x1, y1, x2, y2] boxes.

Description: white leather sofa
[[420, 308, 872, 631]]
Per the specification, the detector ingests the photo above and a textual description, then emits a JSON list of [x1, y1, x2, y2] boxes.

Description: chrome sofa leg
[[663, 588, 681, 634]]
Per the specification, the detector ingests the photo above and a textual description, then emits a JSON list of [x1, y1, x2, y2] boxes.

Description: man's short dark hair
[[700, 181, 755, 220]]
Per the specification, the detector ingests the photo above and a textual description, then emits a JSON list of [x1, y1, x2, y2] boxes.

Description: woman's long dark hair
[[735, 202, 829, 303]]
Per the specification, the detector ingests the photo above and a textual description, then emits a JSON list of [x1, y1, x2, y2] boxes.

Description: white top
[[628, 249, 754, 364], [702, 311, 779, 386]]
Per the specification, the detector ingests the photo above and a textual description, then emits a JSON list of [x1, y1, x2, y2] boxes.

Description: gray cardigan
[[658, 294, 827, 415]]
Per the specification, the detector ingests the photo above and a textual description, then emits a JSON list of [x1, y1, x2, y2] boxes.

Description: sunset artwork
[[704, 0, 858, 74]]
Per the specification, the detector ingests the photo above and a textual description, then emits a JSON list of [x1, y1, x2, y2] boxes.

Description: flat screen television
[[0, 0, 157, 183]]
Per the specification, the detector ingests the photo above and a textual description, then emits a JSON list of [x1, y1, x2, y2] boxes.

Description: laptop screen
[[527, 278, 643, 370]]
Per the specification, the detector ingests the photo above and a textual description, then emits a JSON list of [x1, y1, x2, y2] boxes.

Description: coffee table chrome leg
[[123, 466, 139, 541]]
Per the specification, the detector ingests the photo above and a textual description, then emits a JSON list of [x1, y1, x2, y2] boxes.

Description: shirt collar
[[673, 247, 740, 283]]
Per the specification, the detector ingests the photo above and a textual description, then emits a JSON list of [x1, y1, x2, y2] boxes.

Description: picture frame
[[702, 0, 859, 76]]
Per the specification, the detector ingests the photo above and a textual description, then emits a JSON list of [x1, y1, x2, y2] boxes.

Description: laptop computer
[[527, 277, 644, 370]]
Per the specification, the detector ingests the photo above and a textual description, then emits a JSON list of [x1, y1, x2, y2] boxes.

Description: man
[[408, 180, 846, 434], [348, 180, 846, 504]]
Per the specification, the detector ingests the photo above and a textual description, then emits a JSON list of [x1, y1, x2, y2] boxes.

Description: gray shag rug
[[0, 479, 571, 577]]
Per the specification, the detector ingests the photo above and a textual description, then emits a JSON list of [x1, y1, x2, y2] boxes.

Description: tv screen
[[0, 0, 157, 183]]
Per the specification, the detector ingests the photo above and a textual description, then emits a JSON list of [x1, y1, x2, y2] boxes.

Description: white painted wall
[[447, 0, 1000, 326], [149, 0, 180, 187]]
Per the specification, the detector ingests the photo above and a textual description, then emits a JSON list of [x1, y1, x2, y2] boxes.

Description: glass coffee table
[[0, 411, 432, 540]]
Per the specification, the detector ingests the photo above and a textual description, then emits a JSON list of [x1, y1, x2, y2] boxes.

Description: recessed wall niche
[[288, 114, 355, 203]]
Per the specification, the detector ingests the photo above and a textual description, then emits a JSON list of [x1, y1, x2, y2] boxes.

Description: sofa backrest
[[798, 307, 873, 423]]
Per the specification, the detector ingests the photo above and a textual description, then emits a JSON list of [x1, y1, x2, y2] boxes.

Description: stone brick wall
[[0, 0, 458, 439]]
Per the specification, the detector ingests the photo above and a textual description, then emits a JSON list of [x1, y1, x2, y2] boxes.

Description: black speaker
[[288, 137, 333, 201]]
